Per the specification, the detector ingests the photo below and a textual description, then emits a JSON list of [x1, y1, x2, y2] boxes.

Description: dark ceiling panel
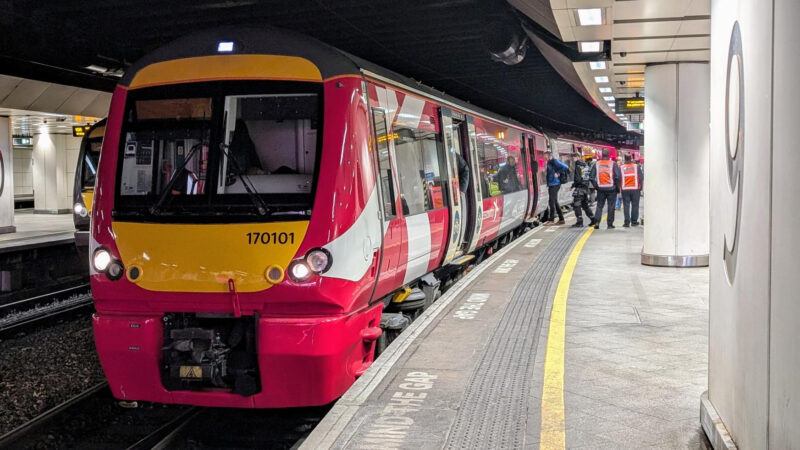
[[0, 0, 637, 144]]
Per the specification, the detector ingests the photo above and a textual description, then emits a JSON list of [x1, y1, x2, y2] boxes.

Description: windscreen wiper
[[149, 143, 201, 216], [219, 143, 270, 216]]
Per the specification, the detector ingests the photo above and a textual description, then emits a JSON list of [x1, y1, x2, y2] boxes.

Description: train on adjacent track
[[88, 27, 618, 408]]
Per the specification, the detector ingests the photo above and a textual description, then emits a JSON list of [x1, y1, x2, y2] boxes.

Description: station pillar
[[640, 62, 709, 267], [32, 132, 79, 214], [0, 117, 15, 233]]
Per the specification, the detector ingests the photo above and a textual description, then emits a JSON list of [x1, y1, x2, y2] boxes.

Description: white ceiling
[[0, 108, 102, 136], [548, 0, 710, 126], [0, 75, 111, 129]]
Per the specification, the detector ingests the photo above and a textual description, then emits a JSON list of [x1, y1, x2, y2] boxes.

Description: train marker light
[[265, 265, 285, 284], [217, 41, 234, 52], [306, 249, 332, 273], [107, 261, 125, 280], [93, 248, 112, 272]]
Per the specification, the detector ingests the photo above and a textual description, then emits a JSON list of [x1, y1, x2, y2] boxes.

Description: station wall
[[31, 133, 80, 214], [708, 0, 800, 448]]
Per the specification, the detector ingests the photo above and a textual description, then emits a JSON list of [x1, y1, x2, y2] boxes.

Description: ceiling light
[[577, 8, 603, 26], [599, 87, 612, 93], [217, 41, 234, 52], [589, 61, 606, 70], [603, 96, 615, 101], [594, 76, 609, 83], [579, 41, 602, 53]]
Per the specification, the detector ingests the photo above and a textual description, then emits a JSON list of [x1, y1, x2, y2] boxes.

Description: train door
[[438, 107, 469, 264], [462, 117, 483, 254], [524, 135, 539, 222], [370, 107, 403, 296]]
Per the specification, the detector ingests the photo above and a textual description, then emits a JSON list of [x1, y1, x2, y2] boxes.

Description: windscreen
[[80, 133, 103, 190], [114, 82, 322, 221]]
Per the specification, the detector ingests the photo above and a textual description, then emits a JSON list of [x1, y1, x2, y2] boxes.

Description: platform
[[303, 216, 710, 449], [0, 210, 75, 253]]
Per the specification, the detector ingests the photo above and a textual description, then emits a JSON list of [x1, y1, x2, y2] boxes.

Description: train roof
[[120, 26, 542, 135]]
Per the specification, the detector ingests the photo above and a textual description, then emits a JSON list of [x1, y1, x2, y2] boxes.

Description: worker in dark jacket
[[570, 152, 595, 227], [545, 150, 569, 225], [590, 149, 622, 229], [496, 155, 521, 193]]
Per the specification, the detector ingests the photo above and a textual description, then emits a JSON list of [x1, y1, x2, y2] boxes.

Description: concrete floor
[[528, 221, 711, 449], [0, 210, 74, 249]]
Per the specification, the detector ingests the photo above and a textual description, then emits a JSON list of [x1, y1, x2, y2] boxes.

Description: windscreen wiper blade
[[219, 143, 270, 216], [149, 143, 201, 216]]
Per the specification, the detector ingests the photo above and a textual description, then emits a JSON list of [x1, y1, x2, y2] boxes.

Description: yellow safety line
[[539, 226, 595, 449]]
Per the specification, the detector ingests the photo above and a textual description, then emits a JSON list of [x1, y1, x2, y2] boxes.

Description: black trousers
[[622, 190, 641, 224], [547, 185, 563, 221], [572, 189, 594, 225], [594, 190, 616, 226]]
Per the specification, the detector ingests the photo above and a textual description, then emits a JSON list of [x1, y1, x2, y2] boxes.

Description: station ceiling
[[0, 0, 640, 145]]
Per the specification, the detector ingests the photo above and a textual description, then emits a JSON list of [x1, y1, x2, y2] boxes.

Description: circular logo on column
[[723, 21, 744, 284]]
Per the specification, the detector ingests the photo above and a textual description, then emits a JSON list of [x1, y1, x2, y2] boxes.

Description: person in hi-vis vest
[[620, 153, 644, 227], [589, 149, 621, 229]]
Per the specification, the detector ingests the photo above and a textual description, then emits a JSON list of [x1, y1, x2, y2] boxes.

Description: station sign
[[615, 97, 645, 114], [12, 137, 33, 146], [73, 125, 92, 137]]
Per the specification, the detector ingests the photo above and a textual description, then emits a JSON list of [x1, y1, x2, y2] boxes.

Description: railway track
[[0, 283, 92, 338]]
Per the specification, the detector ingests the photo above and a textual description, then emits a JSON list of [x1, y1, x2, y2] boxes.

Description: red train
[[90, 27, 601, 408]]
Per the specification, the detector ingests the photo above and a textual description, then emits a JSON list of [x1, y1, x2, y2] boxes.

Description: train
[[88, 27, 618, 408], [73, 119, 106, 260]]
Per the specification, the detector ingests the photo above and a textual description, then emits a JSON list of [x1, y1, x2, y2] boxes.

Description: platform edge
[[301, 226, 541, 450]]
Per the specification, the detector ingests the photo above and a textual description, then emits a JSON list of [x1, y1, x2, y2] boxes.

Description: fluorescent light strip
[[594, 76, 609, 83], [603, 96, 615, 101], [577, 8, 603, 26], [589, 61, 606, 70], [579, 41, 602, 53], [599, 87, 612, 93]]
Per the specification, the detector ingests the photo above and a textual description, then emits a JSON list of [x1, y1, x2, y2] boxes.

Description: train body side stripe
[[403, 213, 432, 285], [322, 187, 382, 282]]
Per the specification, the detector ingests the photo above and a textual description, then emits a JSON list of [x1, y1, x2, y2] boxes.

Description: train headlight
[[74, 202, 88, 217], [288, 260, 312, 282], [106, 261, 125, 280], [93, 248, 112, 272], [306, 248, 332, 273]]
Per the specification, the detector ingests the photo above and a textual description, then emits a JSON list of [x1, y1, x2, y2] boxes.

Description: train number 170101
[[246, 232, 295, 245]]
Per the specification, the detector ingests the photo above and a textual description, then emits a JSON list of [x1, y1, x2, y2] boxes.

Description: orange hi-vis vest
[[621, 163, 641, 190], [595, 160, 614, 189]]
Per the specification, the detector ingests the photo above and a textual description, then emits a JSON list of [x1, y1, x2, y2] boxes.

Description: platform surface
[[304, 213, 710, 449], [0, 210, 75, 253]]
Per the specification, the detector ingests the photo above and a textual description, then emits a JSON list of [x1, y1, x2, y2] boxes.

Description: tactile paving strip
[[444, 228, 584, 450]]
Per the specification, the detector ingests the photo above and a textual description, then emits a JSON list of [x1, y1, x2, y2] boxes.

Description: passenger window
[[476, 129, 525, 198], [217, 94, 318, 196], [560, 155, 574, 182], [371, 109, 396, 219], [393, 125, 446, 216]]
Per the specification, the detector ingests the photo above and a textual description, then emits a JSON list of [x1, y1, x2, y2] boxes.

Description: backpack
[[559, 165, 570, 185], [578, 164, 590, 182]]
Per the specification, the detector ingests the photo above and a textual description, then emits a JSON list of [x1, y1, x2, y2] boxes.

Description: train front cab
[[73, 119, 106, 260], [90, 49, 389, 408]]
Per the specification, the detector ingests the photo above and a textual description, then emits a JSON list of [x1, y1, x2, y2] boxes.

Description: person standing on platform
[[590, 149, 621, 229], [569, 152, 595, 227], [620, 153, 644, 227], [544, 150, 569, 225]]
